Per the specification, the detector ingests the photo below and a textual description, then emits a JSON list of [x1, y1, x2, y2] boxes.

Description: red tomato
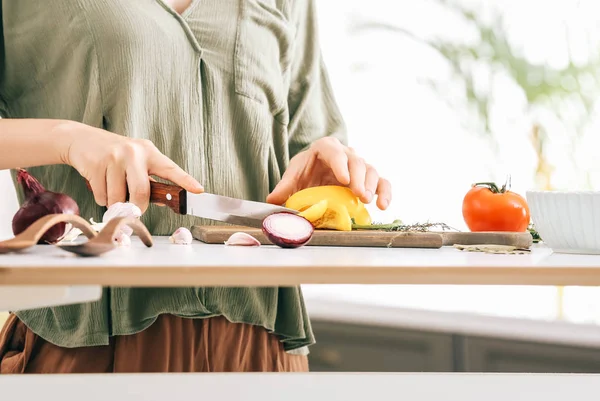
[[462, 180, 530, 232]]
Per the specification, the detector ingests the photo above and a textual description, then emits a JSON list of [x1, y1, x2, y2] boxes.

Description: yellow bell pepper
[[286, 185, 372, 231], [298, 200, 328, 222]]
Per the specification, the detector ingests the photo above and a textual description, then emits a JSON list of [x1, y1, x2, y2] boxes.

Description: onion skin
[[262, 212, 314, 249], [12, 169, 80, 244]]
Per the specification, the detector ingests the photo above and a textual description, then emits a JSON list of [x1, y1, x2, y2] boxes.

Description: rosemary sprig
[[351, 219, 459, 232]]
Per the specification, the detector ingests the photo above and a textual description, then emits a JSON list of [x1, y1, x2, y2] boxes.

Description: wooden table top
[[0, 237, 599, 286]]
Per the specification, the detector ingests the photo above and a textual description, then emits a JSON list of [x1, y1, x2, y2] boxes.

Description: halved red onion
[[262, 212, 314, 248]]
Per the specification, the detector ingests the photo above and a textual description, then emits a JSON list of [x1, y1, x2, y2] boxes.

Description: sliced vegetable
[[462, 177, 530, 232], [12, 169, 80, 244], [224, 232, 261, 247], [298, 199, 328, 223], [169, 227, 193, 245], [312, 203, 352, 231], [262, 212, 314, 248], [285, 186, 371, 231]]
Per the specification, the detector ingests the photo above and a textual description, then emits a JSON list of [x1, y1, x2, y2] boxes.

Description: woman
[[0, 0, 391, 373]]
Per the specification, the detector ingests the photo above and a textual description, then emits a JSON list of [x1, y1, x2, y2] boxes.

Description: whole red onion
[[12, 169, 80, 244]]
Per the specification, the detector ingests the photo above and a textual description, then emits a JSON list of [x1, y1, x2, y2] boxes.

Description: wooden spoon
[[0, 214, 97, 254], [57, 216, 153, 257]]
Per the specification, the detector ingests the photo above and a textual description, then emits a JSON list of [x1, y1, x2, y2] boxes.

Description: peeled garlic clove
[[59, 227, 83, 243], [57, 217, 106, 244], [169, 227, 193, 245], [103, 202, 142, 236], [224, 232, 261, 246], [113, 231, 131, 247]]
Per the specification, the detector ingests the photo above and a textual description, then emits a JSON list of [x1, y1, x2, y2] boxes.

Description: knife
[[85, 180, 298, 229]]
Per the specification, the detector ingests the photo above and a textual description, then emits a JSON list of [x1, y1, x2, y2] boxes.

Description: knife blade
[[85, 180, 297, 228]]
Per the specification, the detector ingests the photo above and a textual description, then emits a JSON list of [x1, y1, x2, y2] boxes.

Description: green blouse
[[0, 0, 347, 354]]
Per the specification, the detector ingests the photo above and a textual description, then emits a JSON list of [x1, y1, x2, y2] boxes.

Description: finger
[[89, 174, 108, 207], [106, 164, 127, 207], [375, 178, 392, 210], [150, 154, 203, 194], [347, 154, 368, 202], [266, 173, 297, 205], [126, 162, 151, 212], [364, 165, 379, 204], [314, 141, 350, 185]]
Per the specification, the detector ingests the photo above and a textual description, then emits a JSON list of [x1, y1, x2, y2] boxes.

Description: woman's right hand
[[61, 122, 203, 212]]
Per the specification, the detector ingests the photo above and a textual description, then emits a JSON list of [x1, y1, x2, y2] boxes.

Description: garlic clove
[[113, 231, 131, 247], [224, 232, 261, 246], [103, 202, 142, 237], [59, 227, 83, 243], [169, 227, 193, 245], [57, 218, 108, 244]]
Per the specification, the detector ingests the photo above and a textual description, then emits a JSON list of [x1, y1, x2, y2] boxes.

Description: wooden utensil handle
[[84, 180, 187, 215]]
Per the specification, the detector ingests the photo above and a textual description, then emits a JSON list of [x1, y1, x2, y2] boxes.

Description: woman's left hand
[[266, 137, 392, 210]]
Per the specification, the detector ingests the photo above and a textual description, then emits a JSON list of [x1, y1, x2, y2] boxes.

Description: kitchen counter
[[0, 372, 597, 401], [1, 237, 600, 287]]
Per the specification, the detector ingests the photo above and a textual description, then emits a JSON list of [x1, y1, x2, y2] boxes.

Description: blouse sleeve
[[286, 0, 348, 158]]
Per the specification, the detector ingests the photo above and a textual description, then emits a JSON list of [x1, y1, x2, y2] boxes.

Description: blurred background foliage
[[348, 0, 600, 191]]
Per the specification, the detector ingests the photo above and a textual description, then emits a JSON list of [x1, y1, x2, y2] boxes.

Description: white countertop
[[1, 373, 598, 401], [1, 237, 600, 286]]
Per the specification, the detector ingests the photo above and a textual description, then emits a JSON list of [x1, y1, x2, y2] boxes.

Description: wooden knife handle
[[84, 179, 187, 215]]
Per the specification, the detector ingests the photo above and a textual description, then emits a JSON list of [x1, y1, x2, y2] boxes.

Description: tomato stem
[[471, 182, 502, 193], [472, 175, 512, 194]]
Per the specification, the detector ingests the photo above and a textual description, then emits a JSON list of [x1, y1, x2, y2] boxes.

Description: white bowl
[[526, 191, 600, 254]]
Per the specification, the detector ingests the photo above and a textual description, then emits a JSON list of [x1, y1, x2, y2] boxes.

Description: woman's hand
[[62, 122, 203, 212], [266, 137, 392, 209]]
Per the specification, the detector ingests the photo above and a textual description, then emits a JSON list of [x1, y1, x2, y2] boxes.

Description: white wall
[[0, 170, 18, 240]]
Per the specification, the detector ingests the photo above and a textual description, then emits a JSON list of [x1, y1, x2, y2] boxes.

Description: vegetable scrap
[[224, 232, 261, 246], [59, 202, 142, 246], [60, 217, 105, 243], [453, 244, 531, 254], [102, 202, 142, 237], [12, 169, 80, 244], [262, 212, 314, 248], [114, 232, 132, 247], [169, 227, 193, 245], [528, 223, 542, 243]]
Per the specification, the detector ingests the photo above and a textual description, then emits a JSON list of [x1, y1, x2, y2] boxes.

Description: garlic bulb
[[103, 202, 142, 237], [169, 227, 193, 245], [224, 232, 261, 246]]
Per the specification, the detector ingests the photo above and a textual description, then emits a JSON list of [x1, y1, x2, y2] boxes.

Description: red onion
[[12, 169, 80, 244], [262, 212, 314, 248]]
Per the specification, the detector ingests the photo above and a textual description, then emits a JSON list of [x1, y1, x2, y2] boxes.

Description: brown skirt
[[0, 313, 309, 373]]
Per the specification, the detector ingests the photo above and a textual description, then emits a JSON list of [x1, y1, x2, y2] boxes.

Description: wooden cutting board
[[191, 226, 533, 249]]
